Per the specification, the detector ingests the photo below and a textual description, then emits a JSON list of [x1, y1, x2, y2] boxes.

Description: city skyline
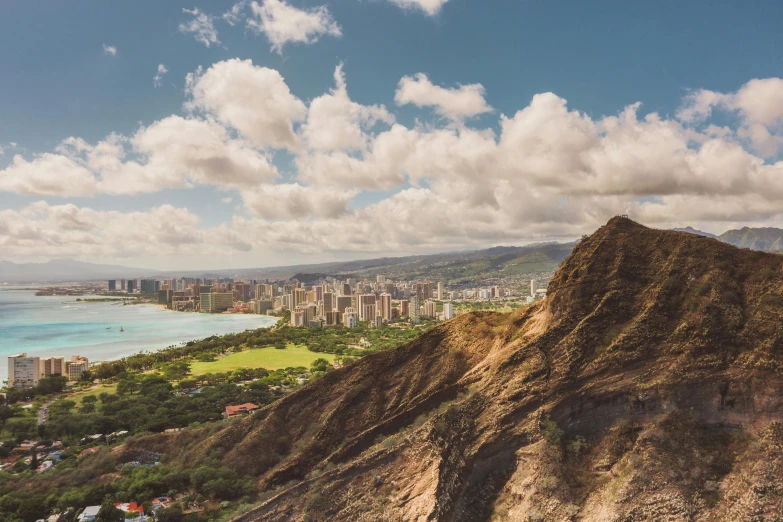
[[1, 1, 783, 269]]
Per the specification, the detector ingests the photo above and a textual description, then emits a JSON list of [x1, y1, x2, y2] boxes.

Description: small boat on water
[[106, 327, 111, 330], [119, 326, 124, 332]]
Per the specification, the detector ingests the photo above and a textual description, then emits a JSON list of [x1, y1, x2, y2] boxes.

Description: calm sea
[[0, 286, 278, 382]]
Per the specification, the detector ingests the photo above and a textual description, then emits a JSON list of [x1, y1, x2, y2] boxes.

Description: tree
[[310, 358, 331, 373], [96, 499, 123, 522], [30, 448, 38, 471], [117, 375, 140, 395], [154, 504, 183, 522]]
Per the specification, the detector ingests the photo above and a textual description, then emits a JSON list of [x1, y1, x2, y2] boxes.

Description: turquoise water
[[0, 286, 278, 381]]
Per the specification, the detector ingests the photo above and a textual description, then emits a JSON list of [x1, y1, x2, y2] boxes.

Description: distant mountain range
[[673, 226, 783, 252], [4, 225, 783, 282], [0, 259, 158, 283], [0, 243, 575, 283]]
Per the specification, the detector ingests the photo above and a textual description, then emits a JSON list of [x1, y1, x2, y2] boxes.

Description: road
[[37, 400, 55, 425]]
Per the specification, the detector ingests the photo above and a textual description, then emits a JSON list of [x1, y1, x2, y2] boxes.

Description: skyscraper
[[443, 303, 454, 320], [108, 280, 116, 291], [425, 300, 437, 318], [336, 296, 352, 313], [358, 294, 377, 322], [127, 279, 136, 294], [531, 279, 538, 296], [379, 293, 392, 322], [437, 282, 443, 300], [409, 296, 421, 324]]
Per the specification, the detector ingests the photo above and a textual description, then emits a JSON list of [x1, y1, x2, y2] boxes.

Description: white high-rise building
[[67, 355, 89, 381], [425, 300, 437, 318], [376, 274, 386, 283], [343, 308, 359, 328], [437, 282, 444, 300], [443, 303, 454, 320], [409, 296, 421, 324], [531, 279, 538, 296], [8, 354, 40, 388]]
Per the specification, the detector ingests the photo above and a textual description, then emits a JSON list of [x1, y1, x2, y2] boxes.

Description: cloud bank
[[3, 60, 783, 264]]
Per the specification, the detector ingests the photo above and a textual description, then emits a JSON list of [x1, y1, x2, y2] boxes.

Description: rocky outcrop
[[213, 217, 783, 521]]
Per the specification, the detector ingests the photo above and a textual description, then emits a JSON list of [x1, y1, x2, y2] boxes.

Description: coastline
[[0, 289, 281, 382]]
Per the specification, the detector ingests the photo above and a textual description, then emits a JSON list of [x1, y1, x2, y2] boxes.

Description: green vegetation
[[91, 323, 426, 380], [0, 321, 432, 521], [190, 344, 334, 374]]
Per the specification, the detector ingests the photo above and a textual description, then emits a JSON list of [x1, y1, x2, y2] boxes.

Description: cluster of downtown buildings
[[8, 353, 89, 388], [107, 276, 545, 329]]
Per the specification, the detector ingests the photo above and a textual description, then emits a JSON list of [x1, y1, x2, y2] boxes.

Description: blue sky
[[1, 0, 782, 269]]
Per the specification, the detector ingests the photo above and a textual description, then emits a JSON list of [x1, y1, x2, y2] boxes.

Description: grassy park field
[[189, 343, 335, 375], [68, 383, 118, 405]]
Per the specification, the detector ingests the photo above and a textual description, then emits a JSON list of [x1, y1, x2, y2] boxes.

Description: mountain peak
[[166, 218, 783, 520]]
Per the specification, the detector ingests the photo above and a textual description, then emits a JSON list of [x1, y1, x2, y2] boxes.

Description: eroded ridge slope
[[139, 217, 783, 521]]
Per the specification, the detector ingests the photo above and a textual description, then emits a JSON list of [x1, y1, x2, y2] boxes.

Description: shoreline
[[0, 293, 281, 382]]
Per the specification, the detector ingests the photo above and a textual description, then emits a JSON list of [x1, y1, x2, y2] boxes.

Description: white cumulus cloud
[[102, 44, 117, 56], [246, 0, 342, 54], [185, 59, 307, 150], [395, 73, 493, 121], [678, 78, 783, 157]]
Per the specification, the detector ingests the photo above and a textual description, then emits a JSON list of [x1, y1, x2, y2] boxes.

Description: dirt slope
[[214, 217, 783, 521]]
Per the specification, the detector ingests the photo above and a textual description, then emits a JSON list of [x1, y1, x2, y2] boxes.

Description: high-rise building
[[127, 280, 136, 294], [264, 284, 277, 298], [358, 294, 377, 322], [409, 296, 421, 324], [376, 274, 386, 283], [325, 310, 341, 326], [120, 279, 126, 290], [294, 288, 307, 308], [291, 308, 306, 327], [425, 300, 437, 318], [307, 304, 318, 325], [379, 293, 392, 322], [341, 283, 351, 296], [373, 315, 384, 328], [200, 293, 233, 313], [400, 300, 409, 316], [158, 289, 173, 306], [255, 300, 274, 314], [323, 292, 334, 313], [423, 282, 434, 299], [443, 303, 454, 320], [343, 308, 358, 328], [233, 283, 249, 302], [437, 282, 444, 300], [108, 280, 116, 291], [8, 354, 40, 388], [336, 295, 352, 314], [140, 279, 158, 295], [531, 279, 538, 296], [41, 356, 65, 377], [67, 355, 89, 381]]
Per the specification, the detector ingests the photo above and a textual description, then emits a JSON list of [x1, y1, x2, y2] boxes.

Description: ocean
[[0, 286, 278, 382]]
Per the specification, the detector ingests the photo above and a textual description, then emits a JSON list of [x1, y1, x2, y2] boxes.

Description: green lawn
[[68, 383, 118, 405], [189, 344, 335, 375]]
